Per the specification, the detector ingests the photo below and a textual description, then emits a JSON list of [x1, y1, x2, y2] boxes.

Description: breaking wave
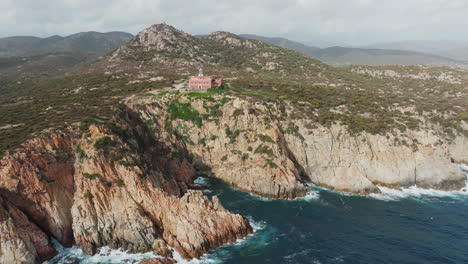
[[44, 240, 158, 264], [370, 164, 468, 202], [45, 217, 268, 264]]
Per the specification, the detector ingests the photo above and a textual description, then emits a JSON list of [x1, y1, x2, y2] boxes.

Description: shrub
[[264, 159, 278, 169], [225, 127, 241, 143], [258, 134, 274, 143], [167, 100, 203, 128], [254, 144, 274, 157], [83, 173, 100, 180], [94, 136, 116, 154], [114, 179, 125, 187]]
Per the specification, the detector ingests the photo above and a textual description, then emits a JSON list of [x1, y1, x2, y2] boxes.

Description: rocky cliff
[[127, 92, 467, 197], [0, 117, 252, 263]]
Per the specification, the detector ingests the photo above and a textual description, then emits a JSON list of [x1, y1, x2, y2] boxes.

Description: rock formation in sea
[[0, 121, 252, 263]]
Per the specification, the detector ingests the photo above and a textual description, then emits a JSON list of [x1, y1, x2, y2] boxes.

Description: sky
[[1, 0, 468, 46]]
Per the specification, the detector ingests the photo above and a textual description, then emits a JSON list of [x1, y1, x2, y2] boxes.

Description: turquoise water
[[48, 167, 468, 264]]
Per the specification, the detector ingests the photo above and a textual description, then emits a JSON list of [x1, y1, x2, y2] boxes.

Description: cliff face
[[0, 132, 77, 247], [128, 93, 467, 197], [0, 196, 55, 264], [0, 117, 252, 263]]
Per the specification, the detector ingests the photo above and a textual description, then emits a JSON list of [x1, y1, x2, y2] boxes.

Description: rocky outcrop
[[0, 196, 55, 264], [0, 132, 76, 246], [0, 121, 252, 262], [129, 94, 467, 197], [285, 122, 466, 194], [72, 124, 252, 258]]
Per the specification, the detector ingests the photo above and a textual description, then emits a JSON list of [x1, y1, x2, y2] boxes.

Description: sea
[[46, 164, 468, 264]]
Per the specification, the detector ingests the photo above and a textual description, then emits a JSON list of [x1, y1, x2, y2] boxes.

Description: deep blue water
[[199, 179, 468, 264], [48, 167, 468, 264]]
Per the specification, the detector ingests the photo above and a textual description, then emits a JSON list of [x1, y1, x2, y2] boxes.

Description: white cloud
[[1, 0, 467, 45]]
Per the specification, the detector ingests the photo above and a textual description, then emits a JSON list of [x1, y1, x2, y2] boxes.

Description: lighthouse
[[188, 68, 222, 91]]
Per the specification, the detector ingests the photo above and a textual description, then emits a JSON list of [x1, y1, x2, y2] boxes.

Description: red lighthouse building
[[189, 68, 222, 91]]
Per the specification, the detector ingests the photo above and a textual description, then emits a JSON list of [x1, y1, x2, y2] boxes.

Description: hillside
[[242, 34, 466, 67], [0, 32, 134, 88], [0, 31, 133, 57]]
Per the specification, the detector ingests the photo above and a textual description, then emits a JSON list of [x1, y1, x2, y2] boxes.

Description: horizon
[[2, 0, 468, 47]]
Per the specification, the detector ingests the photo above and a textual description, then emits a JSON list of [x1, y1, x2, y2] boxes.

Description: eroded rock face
[[0, 196, 55, 264], [0, 132, 76, 246], [0, 122, 252, 262], [129, 94, 467, 196], [72, 124, 252, 259]]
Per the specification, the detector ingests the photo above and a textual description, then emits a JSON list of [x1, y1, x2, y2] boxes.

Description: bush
[[258, 134, 274, 143], [254, 144, 274, 157], [167, 100, 203, 128], [94, 136, 116, 154], [83, 173, 100, 180], [114, 179, 125, 187]]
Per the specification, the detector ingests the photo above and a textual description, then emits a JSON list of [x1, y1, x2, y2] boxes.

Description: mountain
[[240, 34, 321, 55], [0, 32, 133, 85], [241, 34, 466, 67], [366, 40, 468, 62], [0, 31, 133, 57], [102, 24, 327, 77]]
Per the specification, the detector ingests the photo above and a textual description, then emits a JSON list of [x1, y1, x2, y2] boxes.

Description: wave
[[293, 189, 320, 201], [370, 164, 468, 201], [194, 176, 211, 187], [369, 185, 468, 201], [45, 217, 267, 264], [44, 240, 159, 264]]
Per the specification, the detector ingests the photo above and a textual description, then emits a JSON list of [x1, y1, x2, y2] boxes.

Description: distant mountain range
[[0, 31, 133, 57], [1, 29, 467, 76], [0, 32, 133, 84], [365, 40, 468, 62], [241, 34, 467, 67]]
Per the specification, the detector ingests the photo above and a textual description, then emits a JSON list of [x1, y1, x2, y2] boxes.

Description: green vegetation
[[166, 100, 203, 128], [254, 144, 275, 157], [225, 127, 241, 143], [0, 72, 169, 156], [258, 134, 275, 143], [114, 179, 125, 187], [94, 136, 116, 154], [264, 158, 278, 169], [83, 173, 100, 180]]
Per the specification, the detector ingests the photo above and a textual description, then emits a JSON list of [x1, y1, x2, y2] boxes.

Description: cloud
[[1, 0, 468, 45]]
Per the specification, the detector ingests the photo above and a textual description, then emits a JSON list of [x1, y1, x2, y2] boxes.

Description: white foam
[[45, 240, 159, 264], [194, 176, 211, 187], [370, 184, 468, 202], [459, 163, 468, 173], [46, 217, 267, 264], [294, 190, 320, 201]]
